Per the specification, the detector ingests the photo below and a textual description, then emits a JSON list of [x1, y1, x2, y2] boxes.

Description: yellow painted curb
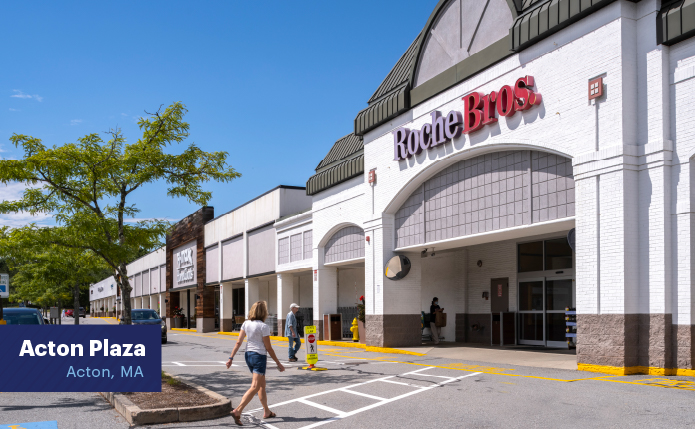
[[216, 332, 424, 356], [171, 328, 197, 332], [578, 363, 695, 377], [365, 346, 425, 357]]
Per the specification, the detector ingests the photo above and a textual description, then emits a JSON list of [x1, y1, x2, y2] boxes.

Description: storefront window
[[544, 238, 573, 270], [518, 241, 543, 272]]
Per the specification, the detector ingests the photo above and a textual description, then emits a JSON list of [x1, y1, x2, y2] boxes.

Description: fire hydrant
[[350, 317, 359, 342]]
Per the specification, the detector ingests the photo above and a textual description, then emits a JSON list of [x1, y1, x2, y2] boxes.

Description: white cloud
[[8, 108, 20, 111], [70, 119, 83, 126], [0, 183, 54, 228], [121, 113, 128, 116], [10, 90, 43, 102]]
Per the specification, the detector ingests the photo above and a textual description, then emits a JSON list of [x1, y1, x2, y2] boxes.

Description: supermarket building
[[92, 0, 695, 375]]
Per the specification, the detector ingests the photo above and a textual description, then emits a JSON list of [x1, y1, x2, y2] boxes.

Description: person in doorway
[[285, 303, 301, 362], [430, 297, 444, 345], [226, 301, 285, 426]]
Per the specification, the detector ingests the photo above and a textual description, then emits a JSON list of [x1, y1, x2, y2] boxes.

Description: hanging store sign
[[174, 242, 197, 287], [393, 76, 542, 161]]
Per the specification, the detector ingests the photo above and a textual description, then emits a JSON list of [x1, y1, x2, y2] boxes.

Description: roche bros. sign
[[393, 76, 542, 160]]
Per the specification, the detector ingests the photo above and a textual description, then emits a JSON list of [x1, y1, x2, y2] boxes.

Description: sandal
[[231, 410, 243, 426], [263, 412, 277, 419]]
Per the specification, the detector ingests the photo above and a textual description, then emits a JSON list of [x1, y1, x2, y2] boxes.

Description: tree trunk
[[73, 283, 80, 325], [119, 265, 132, 325]]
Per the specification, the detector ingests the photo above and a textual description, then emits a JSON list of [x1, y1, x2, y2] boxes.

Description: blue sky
[[0, 1, 437, 227]]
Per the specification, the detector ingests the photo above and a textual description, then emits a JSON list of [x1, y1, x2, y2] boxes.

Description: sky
[[0, 1, 437, 227]]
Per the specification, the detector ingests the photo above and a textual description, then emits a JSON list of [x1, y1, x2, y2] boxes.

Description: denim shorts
[[245, 351, 267, 376]]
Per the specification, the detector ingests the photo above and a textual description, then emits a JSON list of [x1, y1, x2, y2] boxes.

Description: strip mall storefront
[[305, 0, 695, 376], [90, 0, 695, 376]]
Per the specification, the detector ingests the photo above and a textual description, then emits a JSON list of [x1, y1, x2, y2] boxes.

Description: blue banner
[[0, 326, 161, 392], [0, 421, 58, 429]]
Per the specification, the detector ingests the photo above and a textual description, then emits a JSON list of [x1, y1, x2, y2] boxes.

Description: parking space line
[[298, 372, 482, 429], [340, 389, 386, 401], [245, 376, 398, 413], [379, 379, 427, 388], [298, 399, 344, 415]]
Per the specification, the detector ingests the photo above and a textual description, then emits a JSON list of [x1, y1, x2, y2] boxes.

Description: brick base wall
[[221, 318, 234, 332], [313, 319, 324, 341], [673, 324, 695, 370], [366, 314, 421, 347], [578, 314, 694, 372]]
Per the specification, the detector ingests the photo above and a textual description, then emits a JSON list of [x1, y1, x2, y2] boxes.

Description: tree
[[0, 226, 110, 324], [0, 102, 240, 324]]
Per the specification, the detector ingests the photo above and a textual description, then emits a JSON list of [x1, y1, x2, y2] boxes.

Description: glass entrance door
[[545, 278, 573, 348], [518, 279, 545, 345], [518, 278, 574, 347]]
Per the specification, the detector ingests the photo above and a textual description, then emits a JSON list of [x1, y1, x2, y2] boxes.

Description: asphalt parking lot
[[2, 316, 695, 429]]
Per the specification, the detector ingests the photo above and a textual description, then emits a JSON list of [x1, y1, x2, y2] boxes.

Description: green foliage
[[0, 103, 240, 324], [0, 226, 109, 316]]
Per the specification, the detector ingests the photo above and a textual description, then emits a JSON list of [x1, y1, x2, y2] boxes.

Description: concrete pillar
[[674, 159, 694, 371], [245, 278, 260, 318], [365, 216, 421, 347], [575, 163, 640, 372], [313, 267, 337, 341], [277, 273, 295, 336], [196, 285, 216, 333], [220, 283, 234, 331]]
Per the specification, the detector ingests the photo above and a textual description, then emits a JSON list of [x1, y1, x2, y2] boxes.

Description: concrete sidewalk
[[398, 342, 577, 370]]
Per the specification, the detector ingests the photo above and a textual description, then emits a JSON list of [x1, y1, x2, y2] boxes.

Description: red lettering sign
[[393, 76, 541, 161], [308, 334, 315, 343]]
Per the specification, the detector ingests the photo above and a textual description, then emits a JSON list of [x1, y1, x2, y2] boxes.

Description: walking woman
[[226, 301, 285, 426]]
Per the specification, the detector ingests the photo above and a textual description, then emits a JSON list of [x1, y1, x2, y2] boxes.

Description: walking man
[[285, 303, 301, 362]]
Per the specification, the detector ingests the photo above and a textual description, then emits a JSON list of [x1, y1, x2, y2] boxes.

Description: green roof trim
[[658, 0, 695, 46], [510, 0, 638, 52], [368, 36, 421, 104], [315, 133, 363, 171], [306, 153, 364, 196], [355, 85, 410, 136]]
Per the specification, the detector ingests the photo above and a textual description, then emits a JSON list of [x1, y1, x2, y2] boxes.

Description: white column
[[277, 273, 295, 335], [365, 215, 421, 347], [245, 278, 260, 317]]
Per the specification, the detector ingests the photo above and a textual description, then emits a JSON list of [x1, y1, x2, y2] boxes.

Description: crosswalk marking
[[244, 367, 481, 429]]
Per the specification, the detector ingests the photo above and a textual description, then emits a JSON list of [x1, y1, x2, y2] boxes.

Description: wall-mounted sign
[[385, 255, 411, 281], [393, 76, 542, 161], [174, 241, 197, 287], [0, 273, 9, 298], [588, 77, 603, 101]]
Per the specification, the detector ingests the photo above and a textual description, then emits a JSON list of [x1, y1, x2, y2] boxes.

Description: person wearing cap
[[285, 303, 301, 362]]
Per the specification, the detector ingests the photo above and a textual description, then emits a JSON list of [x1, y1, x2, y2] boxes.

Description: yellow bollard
[[350, 317, 359, 342]]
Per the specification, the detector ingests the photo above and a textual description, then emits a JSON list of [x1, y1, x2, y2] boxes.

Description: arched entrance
[[389, 149, 576, 347]]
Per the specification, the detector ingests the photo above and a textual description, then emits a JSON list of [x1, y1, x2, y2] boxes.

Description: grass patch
[[161, 371, 181, 386]]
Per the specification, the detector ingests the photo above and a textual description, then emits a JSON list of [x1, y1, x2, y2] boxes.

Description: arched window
[[324, 226, 365, 263], [395, 150, 575, 248]]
